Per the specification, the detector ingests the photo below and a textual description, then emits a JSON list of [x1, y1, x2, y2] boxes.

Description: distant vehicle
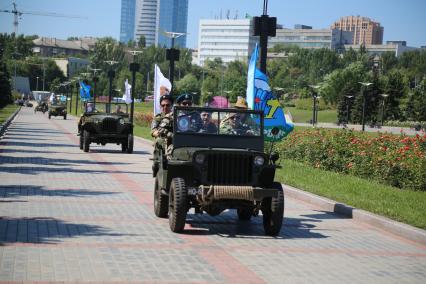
[[152, 106, 284, 236], [78, 102, 134, 153], [144, 95, 154, 102], [34, 101, 48, 114], [24, 101, 33, 107], [48, 95, 67, 119]]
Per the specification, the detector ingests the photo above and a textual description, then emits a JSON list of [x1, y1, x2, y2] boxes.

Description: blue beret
[[176, 93, 193, 104]]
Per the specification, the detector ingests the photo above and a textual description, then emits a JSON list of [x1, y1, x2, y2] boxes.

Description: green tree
[[175, 74, 200, 102]]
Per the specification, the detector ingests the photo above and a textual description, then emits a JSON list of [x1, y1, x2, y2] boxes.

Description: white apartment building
[[198, 19, 257, 66]]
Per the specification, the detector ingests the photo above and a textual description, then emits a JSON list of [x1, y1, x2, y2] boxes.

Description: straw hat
[[234, 96, 248, 109]]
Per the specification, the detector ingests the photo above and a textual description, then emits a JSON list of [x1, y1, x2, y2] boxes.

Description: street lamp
[[224, 90, 232, 105], [90, 68, 101, 110], [74, 78, 80, 115], [379, 94, 389, 126], [128, 50, 143, 126], [163, 31, 185, 88], [358, 82, 373, 131], [344, 95, 354, 125], [104, 60, 118, 113], [36, 76, 39, 91], [309, 85, 321, 126]]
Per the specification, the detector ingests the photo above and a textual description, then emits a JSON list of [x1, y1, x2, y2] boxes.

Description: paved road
[[0, 107, 425, 283]]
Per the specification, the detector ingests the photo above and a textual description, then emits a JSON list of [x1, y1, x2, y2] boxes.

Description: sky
[[0, 0, 425, 48]]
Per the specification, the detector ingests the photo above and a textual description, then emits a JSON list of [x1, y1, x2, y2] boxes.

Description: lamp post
[[128, 50, 142, 126], [379, 94, 389, 126], [309, 85, 321, 126], [253, 0, 276, 73], [224, 90, 232, 105], [75, 78, 80, 115], [105, 60, 118, 113], [164, 31, 185, 89], [273, 87, 284, 100], [358, 82, 373, 131], [90, 68, 101, 110], [36, 76, 39, 91], [344, 95, 354, 125]]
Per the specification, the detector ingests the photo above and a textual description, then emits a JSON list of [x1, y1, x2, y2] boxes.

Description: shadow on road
[[0, 185, 120, 198], [0, 216, 135, 244], [0, 166, 138, 176], [185, 211, 329, 239], [0, 141, 75, 148], [0, 155, 131, 166], [91, 148, 150, 155]]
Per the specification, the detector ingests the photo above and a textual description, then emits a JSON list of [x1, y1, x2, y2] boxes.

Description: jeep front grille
[[102, 118, 118, 133], [206, 153, 253, 185]]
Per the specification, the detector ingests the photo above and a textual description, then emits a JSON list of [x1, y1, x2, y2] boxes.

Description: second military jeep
[[48, 96, 67, 119], [153, 106, 284, 236], [78, 102, 134, 153]]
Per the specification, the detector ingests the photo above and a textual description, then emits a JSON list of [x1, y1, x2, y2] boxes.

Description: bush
[[278, 128, 426, 191], [134, 112, 153, 127]]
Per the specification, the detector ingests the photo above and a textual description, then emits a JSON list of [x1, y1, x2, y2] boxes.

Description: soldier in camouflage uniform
[[151, 94, 174, 163]]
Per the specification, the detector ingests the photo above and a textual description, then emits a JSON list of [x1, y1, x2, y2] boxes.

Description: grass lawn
[[286, 107, 337, 124], [0, 104, 19, 125], [276, 159, 426, 229]]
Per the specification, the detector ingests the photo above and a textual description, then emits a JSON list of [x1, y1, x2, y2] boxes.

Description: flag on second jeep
[[246, 44, 294, 141], [153, 64, 172, 115], [79, 81, 91, 101]]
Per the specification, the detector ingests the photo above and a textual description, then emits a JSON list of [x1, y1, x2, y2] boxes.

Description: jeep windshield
[[173, 106, 264, 151]]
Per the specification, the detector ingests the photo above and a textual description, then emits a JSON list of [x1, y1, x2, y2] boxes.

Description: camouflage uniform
[[151, 113, 174, 159], [219, 119, 251, 135]]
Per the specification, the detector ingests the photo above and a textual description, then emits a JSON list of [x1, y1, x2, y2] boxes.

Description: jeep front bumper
[[187, 185, 278, 202]]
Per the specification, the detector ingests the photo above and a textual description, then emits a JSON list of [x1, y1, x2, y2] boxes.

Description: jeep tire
[[154, 176, 168, 218], [79, 132, 83, 150], [83, 130, 90, 152], [262, 182, 284, 236], [48, 113, 51, 119], [126, 134, 133, 154], [64, 114, 67, 120], [168, 178, 187, 233]]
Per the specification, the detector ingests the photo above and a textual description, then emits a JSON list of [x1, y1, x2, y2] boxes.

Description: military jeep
[[153, 106, 284, 236], [78, 102, 133, 153], [48, 97, 67, 119], [34, 101, 48, 114]]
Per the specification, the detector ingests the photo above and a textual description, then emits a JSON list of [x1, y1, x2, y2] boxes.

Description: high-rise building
[[331, 16, 383, 45], [198, 19, 256, 66], [120, 0, 136, 44], [157, 0, 188, 48], [120, 0, 188, 47]]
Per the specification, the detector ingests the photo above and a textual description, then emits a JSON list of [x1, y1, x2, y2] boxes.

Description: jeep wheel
[[64, 114, 67, 120], [79, 132, 83, 150], [237, 208, 253, 221], [48, 113, 51, 119], [154, 176, 168, 218], [121, 141, 127, 152], [126, 134, 133, 154], [168, 178, 188, 232], [262, 182, 284, 236], [83, 130, 90, 152]]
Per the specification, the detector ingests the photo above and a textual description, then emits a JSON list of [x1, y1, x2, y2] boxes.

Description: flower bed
[[278, 128, 426, 191], [134, 112, 153, 127]]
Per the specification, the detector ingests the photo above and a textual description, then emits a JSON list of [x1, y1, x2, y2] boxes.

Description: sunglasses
[[161, 104, 171, 107], [181, 101, 192, 106], [201, 113, 210, 117], [230, 115, 241, 120]]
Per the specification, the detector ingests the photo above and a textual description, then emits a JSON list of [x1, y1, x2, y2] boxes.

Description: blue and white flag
[[246, 43, 294, 141], [79, 81, 91, 101]]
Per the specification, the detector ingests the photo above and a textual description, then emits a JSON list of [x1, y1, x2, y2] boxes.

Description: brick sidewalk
[[0, 108, 425, 283]]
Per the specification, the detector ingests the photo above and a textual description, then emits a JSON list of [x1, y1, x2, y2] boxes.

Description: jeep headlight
[[254, 155, 265, 166], [119, 118, 125, 125], [195, 153, 205, 164]]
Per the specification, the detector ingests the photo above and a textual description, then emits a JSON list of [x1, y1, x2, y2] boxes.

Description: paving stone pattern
[[0, 108, 425, 283]]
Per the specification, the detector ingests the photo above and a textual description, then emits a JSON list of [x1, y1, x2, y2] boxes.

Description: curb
[[0, 106, 21, 137], [283, 184, 426, 245]]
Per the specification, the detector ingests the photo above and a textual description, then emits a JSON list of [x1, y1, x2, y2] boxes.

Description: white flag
[[153, 64, 172, 115], [123, 79, 132, 104]]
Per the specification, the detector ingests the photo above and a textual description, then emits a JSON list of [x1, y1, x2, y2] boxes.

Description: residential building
[[54, 57, 91, 78], [197, 19, 256, 66], [32, 37, 96, 57], [124, 0, 188, 47], [331, 16, 383, 45], [269, 25, 353, 50], [120, 0, 136, 44]]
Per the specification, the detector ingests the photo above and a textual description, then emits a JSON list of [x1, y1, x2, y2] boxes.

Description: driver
[[175, 93, 202, 132]]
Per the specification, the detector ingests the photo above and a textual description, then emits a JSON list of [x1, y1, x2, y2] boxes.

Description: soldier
[[219, 112, 252, 135], [175, 93, 203, 132], [151, 94, 173, 138]]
